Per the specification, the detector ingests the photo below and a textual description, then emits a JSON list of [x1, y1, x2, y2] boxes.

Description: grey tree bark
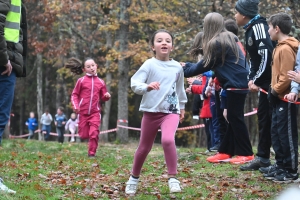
[[36, 53, 44, 140], [100, 16, 114, 142], [116, 0, 131, 143]]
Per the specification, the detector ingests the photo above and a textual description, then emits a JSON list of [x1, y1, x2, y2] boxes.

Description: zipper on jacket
[[88, 76, 94, 115]]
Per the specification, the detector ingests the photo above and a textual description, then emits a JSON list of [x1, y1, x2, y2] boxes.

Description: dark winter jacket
[[0, 0, 27, 77], [244, 17, 276, 89], [183, 44, 249, 93]]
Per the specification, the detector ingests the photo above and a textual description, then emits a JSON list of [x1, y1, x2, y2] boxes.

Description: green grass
[[0, 139, 298, 199]]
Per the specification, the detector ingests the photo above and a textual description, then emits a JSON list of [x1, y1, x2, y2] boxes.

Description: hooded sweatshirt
[[271, 37, 299, 99]]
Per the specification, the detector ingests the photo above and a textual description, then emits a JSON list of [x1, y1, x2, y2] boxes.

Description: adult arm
[[0, 0, 10, 66], [290, 46, 300, 95]]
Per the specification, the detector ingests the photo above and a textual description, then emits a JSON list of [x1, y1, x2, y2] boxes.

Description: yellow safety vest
[[4, 0, 21, 43]]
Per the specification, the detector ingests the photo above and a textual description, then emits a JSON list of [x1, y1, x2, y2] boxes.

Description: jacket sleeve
[[176, 68, 187, 109], [291, 46, 300, 94], [0, 0, 10, 66], [273, 48, 295, 95], [131, 64, 149, 95], [249, 24, 274, 84], [65, 119, 70, 130], [183, 60, 210, 78], [191, 76, 207, 94], [71, 79, 82, 110], [100, 82, 110, 102]]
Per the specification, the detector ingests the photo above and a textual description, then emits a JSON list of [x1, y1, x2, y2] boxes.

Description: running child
[[54, 107, 67, 144], [126, 29, 187, 195], [65, 113, 78, 142], [26, 112, 38, 139], [65, 57, 111, 157]]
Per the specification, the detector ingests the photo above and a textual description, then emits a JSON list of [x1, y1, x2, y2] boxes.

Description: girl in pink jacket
[[65, 57, 111, 157]]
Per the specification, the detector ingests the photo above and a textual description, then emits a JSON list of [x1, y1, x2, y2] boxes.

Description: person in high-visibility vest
[[0, 0, 27, 194]]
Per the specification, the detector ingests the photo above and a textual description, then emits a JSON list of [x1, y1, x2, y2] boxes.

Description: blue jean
[[42, 124, 51, 140], [0, 69, 16, 144]]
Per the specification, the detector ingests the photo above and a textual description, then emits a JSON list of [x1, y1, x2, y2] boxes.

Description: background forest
[[6, 0, 300, 147]]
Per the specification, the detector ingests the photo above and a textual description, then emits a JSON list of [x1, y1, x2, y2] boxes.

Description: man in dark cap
[[235, 0, 276, 171]]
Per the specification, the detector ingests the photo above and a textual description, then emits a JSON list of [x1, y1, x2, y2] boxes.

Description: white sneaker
[[0, 178, 16, 194], [168, 178, 181, 193], [70, 138, 75, 142], [125, 176, 139, 195]]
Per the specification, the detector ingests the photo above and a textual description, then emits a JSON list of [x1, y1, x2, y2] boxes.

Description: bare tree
[[116, 0, 131, 143], [36, 54, 44, 140]]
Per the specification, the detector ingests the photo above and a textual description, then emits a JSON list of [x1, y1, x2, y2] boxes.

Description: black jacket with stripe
[[245, 17, 276, 89], [0, 0, 27, 77]]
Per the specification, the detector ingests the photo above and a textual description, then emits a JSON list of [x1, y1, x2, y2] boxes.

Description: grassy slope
[[0, 139, 298, 199]]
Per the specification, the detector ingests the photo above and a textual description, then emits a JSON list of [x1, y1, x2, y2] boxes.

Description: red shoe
[[230, 155, 254, 164], [206, 153, 231, 163]]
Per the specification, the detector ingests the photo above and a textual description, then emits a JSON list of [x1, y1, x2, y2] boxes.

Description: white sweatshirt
[[131, 57, 187, 114]]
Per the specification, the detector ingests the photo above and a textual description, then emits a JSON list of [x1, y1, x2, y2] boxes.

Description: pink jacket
[[71, 74, 110, 115], [65, 118, 78, 131]]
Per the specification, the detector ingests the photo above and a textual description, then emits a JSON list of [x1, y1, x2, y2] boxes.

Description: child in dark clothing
[[235, 0, 276, 171], [264, 13, 299, 182], [54, 106, 67, 144], [183, 12, 254, 164]]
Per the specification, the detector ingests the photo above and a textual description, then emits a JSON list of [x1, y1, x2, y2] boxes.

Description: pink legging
[[132, 112, 179, 176]]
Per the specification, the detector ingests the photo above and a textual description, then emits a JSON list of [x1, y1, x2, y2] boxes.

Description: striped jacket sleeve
[[249, 23, 272, 84]]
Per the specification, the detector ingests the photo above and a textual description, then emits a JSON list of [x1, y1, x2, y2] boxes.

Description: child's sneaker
[[168, 178, 181, 193], [70, 138, 75, 142], [206, 153, 231, 163], [230, 155, 254, 164], [125, 176, 139, 195], [0, 178, 16, 194], [273, 169, 299, 183]]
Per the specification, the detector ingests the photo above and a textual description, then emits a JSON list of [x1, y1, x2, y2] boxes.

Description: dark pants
[[256, 89, 272, 159], [210, 94, 220, 147], [192, 94, 202, 116], [215, 90, 227, 143], [203, 118, 212, 150], [218, 91, 253, 156], [271, 100, 298, 173], [56, 127, 65, 143], [0, 69, 16, 144]]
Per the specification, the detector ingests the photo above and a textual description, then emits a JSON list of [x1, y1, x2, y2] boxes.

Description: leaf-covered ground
[[0, 139, 299, 199]]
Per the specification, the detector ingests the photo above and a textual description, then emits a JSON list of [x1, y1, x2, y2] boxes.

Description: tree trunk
[[44, 65, 50, 109], [101, 30, 113, 142], [116, 0, 131, 143], [56, 74, 63, 109], [36, 54, 44, 140]]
